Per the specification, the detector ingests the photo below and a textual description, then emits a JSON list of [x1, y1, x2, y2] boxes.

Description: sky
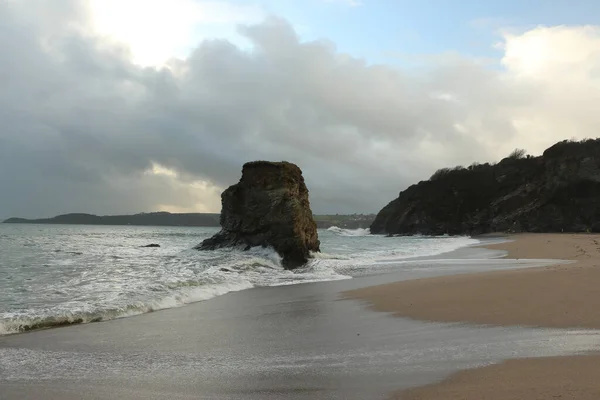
[[2, 0, 600, 219]]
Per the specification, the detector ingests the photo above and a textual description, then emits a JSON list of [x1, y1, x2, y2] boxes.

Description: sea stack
[[196, 161, 320, 269]]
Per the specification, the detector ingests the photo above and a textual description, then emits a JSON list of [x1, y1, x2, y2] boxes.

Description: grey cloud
[[0, 3, 578, 219]]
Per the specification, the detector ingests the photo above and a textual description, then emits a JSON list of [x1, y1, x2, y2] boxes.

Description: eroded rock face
[[371, 139, 600, 235], [196, 161, 320, 269]]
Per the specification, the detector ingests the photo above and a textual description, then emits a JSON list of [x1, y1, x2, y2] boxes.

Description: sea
[[0, 224, 478, 335]]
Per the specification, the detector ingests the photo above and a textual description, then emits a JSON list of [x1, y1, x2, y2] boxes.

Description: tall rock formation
[[371, 139, 600, 235], [196, 161, 320, 269]]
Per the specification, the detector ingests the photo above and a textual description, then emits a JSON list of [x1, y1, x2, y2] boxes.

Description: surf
[[326, 226, 371, 236], [0, 225, 479, 335]]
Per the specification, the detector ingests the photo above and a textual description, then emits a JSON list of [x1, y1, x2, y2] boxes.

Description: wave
[[0, 308, 144, 335], [0, 245, 334, 335], [0, 232, 480, 336], [0, 280, 254, 336], [326, 226, 371, 237]]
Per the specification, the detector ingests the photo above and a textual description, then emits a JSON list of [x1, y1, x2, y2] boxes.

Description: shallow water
[[1, 258, 599, 400], [0, 224, 477, 334]]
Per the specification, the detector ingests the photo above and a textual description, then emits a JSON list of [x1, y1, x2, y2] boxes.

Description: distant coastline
[[3, 212, 375, 229]]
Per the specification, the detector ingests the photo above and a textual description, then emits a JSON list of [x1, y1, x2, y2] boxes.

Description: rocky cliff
[[196, 161, 320, 268], [371, 139, 600, 235]]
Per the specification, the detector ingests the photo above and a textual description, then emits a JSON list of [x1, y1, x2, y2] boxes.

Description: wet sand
[[346, 233, 600, 400], [395, 355, 600, 400]]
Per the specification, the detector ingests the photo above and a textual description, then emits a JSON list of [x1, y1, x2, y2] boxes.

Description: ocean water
[[0, 224, 477, 335]]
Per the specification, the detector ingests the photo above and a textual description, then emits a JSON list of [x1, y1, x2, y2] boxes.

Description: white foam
[[0, 226, 482, 336], [0, 280, 256, 335], [149, 280, 255, 311], [326, 226, 371, 236], [309, 251, 350, 260]]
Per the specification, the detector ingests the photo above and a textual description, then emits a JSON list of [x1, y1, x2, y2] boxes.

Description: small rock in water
[[142, 244, 160, 248]]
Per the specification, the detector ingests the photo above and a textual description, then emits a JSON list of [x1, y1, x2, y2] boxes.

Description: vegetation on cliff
[[371, 138, 600, 235]]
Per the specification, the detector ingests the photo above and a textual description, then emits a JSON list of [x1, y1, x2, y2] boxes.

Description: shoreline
[[0, 233, 479, 338], [346, 233, 600, 399]]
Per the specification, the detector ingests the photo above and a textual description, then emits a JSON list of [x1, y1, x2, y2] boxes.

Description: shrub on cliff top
[[508, 148, 527, 159], [430, 165, 466, 181]]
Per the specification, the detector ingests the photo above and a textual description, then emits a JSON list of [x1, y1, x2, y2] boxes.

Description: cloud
[[498, 25, 600, 150], [1, 3, 600, 219], [88, 0, 264, 65]]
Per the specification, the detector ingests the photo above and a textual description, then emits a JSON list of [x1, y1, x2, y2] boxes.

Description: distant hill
[[3, 212, 220, 227], [313, 214, 376, 229], [3, 212, 376, 229]]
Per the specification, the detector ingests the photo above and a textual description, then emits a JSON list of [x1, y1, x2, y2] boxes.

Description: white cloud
[[498, 25, 600, 151], [88, 0, 263, 66], [502, 25, 600, 78]]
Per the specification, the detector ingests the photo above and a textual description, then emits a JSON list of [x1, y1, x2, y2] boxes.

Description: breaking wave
[[326, 226, 371, 237], [0, 225, 479, 335], [0, 280, 254, 335]]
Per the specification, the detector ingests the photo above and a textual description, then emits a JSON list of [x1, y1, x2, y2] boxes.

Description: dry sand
[[345, 233, 600, 400]]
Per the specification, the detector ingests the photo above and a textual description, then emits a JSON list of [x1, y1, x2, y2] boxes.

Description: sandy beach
[[347, 233, 600, 399]]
